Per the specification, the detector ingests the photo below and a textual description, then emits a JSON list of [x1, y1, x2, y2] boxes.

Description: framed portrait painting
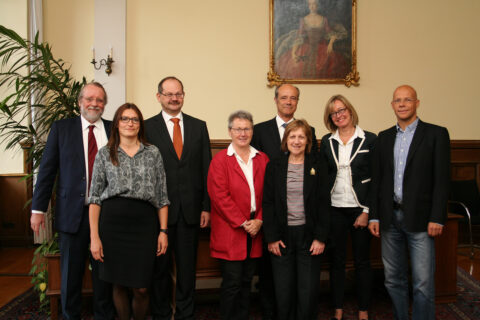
[[268, 0, 359, 87]]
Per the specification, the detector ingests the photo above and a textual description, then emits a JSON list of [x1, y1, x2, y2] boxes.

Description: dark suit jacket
[[251, 117, 318, 161], [145, 111, 212, 226], [262, 153, 330, 245], [370, 120, 450, 232], [319, 129, 377, 212], [31, 116, 111, 234]]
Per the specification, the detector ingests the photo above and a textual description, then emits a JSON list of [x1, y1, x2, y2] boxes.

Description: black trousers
[[58, 206, 114, 320], [271, 225, 322, 320], [151, 213, 199, 320], [258, 243, 277, 320], [219, 257, 257, 320], [329, 206, 372, 310]]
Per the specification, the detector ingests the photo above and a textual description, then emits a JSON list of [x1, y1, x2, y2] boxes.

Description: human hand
[[200, 211, 210, 228], [428, 222, 443, 237], [309, 240, 325, 255], [30, 213, 45, 235], [268, 240, 286, 256], [157, 232, 168, 256], [353, 212, 369, 228], [368, 221, 380, 238], [90, 237, 104, 262], [244, 219, 262, 237]]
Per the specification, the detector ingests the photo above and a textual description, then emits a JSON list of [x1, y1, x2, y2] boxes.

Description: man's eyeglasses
[[120, 116, 140, 124], [84, 97, 105, 104], [160, 92, 185, 99], [230, 127, 252, 134], [330, 108, 347, 118]]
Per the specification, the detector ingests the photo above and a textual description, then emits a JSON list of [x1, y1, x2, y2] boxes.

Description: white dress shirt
[[81, 115, 108, 203], [162, 111, 184, 143], [275, 115, 293, 140], [330, 126, 367, 211], [227, 143, 259, 212]]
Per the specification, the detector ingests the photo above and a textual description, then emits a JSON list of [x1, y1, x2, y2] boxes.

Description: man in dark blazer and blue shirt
[[145, 76, 211, 320], [30, 82, 114, 320], [369, 85, 450, 320], [251, 84, 317, 320]]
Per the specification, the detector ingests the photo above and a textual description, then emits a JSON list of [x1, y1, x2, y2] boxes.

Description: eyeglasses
[[230, 127, 252, 134], [84, 97, 105, 104], [160, 92, 185, 99], [392, 98, 417, 105], [330, 107, 347, 118], [120, 116, 140, 124]]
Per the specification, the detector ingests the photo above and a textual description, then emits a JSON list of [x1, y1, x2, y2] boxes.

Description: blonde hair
[[323, 94, 359, 132]]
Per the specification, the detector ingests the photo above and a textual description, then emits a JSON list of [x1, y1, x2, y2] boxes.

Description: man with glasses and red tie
[[30, 82, 114, 320], [251, 83, 318, 320], [145, 76, 212, 320]]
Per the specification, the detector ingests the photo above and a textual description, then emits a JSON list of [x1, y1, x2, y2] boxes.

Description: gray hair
[[228, 110, 253, 129], [274, 84, 300, 99], [78, 82, 108, 105]]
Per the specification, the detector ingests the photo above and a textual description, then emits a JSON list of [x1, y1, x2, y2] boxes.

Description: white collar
[[81, 115, 104, 131], [227, 143, 259, 159], [162, 111, 183, 123], [275, 115, 293, 129], [329, 126, 365, 144]]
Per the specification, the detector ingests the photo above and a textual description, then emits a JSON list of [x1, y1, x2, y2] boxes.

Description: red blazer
[[207, 148, 269, 261]]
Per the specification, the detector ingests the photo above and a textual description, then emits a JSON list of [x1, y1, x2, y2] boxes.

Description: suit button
[[80, 194, 85, 197], [82, 177, 86, 180]]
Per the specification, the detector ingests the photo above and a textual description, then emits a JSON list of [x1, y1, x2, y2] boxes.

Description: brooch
[[310, 167, 316, 175]]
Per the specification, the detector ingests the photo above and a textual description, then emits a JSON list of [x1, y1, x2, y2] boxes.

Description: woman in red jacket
[[207, 110, 269, 320]]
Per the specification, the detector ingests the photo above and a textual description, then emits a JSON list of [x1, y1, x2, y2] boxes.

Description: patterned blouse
[[88, 143, 170, 209]]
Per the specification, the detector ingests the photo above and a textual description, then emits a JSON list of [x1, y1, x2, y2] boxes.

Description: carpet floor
[[1, 267, 479, 319]]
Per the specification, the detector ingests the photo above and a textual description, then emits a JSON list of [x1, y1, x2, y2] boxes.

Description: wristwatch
[[160, 228, 168, 234]]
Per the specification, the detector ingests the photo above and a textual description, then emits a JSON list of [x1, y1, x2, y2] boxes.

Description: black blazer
[[145, 111, 212, 226], [251, 117, 318, 160], [262, 153, 330, 245], [31, 116, 111, 233], [318, 129, 377, 212], [370, 120, 450, 232]]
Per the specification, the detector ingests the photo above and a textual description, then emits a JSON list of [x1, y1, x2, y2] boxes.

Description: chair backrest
[[450, 179, 480, 222]]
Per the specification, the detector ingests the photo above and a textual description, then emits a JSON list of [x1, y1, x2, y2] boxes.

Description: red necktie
[[171, 118, 183, 159], [88, 125, 98, 191]]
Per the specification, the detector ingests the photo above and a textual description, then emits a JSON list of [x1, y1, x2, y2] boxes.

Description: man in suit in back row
[[369, 85, 450, 320], [250, 83, 317, 320], [145, 76, 212, 320], [30, 82, 114, 320]]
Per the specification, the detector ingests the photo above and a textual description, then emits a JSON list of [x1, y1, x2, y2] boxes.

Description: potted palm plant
[[0, 25, 86, 312]]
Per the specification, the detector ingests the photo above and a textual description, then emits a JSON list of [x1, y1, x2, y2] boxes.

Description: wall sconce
[[91, 47, 114, 76]]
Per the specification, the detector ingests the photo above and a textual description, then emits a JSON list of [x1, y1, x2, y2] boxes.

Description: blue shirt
[[393, 118, 419, 203]]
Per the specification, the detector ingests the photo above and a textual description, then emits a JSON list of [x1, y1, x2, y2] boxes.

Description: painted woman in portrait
[[275, 0, 349, 79]]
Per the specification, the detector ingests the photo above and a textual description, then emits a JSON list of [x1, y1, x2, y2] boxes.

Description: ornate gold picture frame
[[268, 0, 359, 87]]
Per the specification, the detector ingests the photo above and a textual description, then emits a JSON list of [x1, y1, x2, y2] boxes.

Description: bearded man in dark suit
[[145, 76, 211, 320], [369, 85, 450, 320], [31, 82, 114, 320]]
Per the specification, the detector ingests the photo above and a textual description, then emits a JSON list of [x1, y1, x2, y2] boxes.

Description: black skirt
[[99, 197, 158, 288]]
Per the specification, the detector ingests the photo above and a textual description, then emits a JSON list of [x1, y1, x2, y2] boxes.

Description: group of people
[[30, 77, 450, 320]]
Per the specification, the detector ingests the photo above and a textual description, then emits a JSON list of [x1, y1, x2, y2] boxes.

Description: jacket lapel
[[228, 153, 248, 184], [279, 155, 289, 211], [158, 111, 180, 161], [385, 126, 397, 169], [268, 118, 282, 147], [74, 117, 86, 172], [406, 120, 425, 167], [303, 154, 315, 201]]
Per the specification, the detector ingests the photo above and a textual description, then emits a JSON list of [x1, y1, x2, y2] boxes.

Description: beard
[[80, 105, 104, 123]]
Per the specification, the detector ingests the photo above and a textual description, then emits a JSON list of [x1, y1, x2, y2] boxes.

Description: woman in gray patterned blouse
[[89, 103, 169, 320]]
